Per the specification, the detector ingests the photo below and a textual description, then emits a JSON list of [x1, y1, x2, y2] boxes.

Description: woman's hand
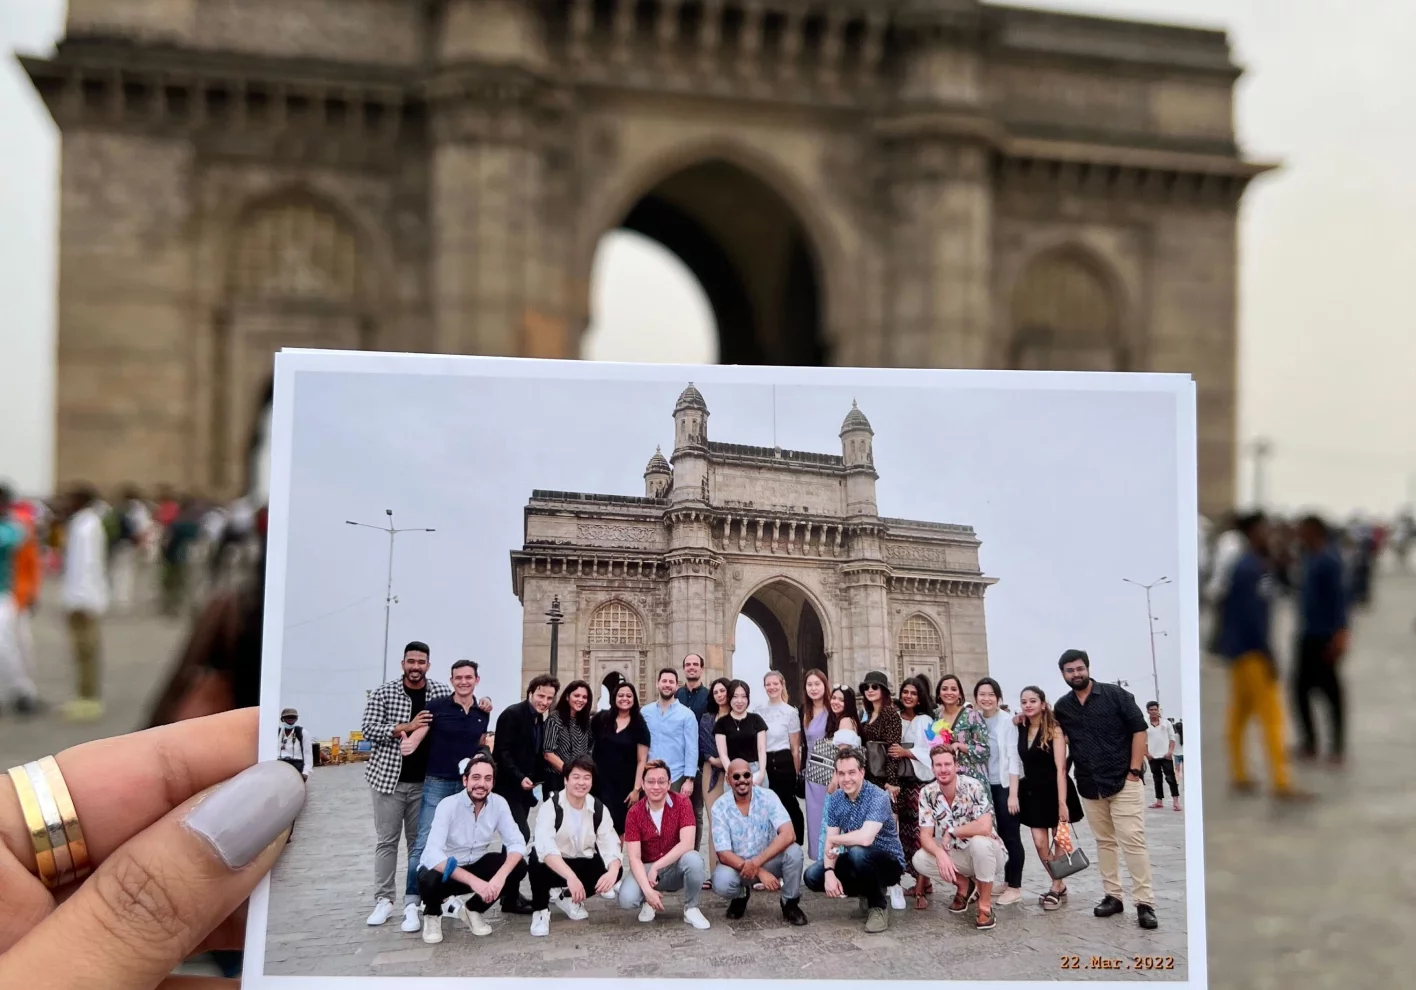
[[1058, 801, 1070, 824], [1007, 794, 1020, 816], [886, 744, 909, 760], [0, 708, 302, 989]]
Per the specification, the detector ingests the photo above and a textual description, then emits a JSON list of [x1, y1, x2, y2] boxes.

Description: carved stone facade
[[510, 385, 996, 701], [26, 0, 1267, 514]]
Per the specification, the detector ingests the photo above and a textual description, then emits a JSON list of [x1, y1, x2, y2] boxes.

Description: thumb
[[0, 761, 304, 990]]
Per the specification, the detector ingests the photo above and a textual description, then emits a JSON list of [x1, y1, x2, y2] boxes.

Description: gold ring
[[6, 757, 89, 888]]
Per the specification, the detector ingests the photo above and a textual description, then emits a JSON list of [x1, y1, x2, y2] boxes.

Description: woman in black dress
[[590, 679, 651, 835], [1015, 685, 1084, 910]]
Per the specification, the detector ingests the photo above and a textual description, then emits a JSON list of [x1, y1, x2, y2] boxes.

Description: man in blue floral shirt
[[804, 747, 906, 933], [709, 758, 808, 925]]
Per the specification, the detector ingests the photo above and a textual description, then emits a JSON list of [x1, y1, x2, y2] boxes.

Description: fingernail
[[185, 761, 306, 868]]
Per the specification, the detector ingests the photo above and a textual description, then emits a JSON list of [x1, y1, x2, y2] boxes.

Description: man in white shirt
[[529, 757, 622, 937], [416, 754, 529, 945], [277, 707, 313, 779], [1144, 703, 1180, 811], [61, 485, 111, 722]]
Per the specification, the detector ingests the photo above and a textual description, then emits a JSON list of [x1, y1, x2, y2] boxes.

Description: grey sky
[[271, 360, 1187, 744], [4, 0, 1412, 516]]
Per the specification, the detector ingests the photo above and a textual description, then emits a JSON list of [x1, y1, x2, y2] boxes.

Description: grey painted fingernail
[[184, 761, 306, 869]]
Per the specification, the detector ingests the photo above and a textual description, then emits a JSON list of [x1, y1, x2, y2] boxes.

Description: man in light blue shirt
[[642, 667, 699, 799]]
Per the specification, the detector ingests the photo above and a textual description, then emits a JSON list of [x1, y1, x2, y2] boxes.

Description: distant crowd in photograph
[[279, 642, 1193, 950]]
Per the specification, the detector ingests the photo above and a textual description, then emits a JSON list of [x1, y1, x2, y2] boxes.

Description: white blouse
[[756, 702, 801, 752]]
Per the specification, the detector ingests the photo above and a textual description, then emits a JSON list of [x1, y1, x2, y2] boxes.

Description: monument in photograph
[[510, 385, 996, 699]]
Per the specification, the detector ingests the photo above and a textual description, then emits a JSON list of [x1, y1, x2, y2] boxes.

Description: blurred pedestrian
[[1294, 515, 1349, 765], [0, 483, 41, 715], [61, 484, 110, 723]]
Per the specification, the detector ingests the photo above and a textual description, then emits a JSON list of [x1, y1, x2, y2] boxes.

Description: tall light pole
[[1123, 576, 1171, 707], [546, 595, 564, 678], [346, 509, 436, 683], [1247, 438, 1274, 509]]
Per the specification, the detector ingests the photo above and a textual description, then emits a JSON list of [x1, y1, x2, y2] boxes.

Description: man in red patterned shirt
[[617, 759, 711, 929]]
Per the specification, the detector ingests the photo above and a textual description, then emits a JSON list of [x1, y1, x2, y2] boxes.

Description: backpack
[[551, 792, 606, 834]]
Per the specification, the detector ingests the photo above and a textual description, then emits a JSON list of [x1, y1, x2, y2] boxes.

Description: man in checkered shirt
[[362, 641, 455, 929]]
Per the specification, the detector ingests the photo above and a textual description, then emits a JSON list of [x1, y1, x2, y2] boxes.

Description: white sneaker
[[554, 893, 589, 921], [400, 903, 421, 933], [888, 885, 906, 910], [366, 898, 395, 926], [638, 903, 656, 923], [683, 906, 711, 930], [530, 909, 551, 937], [421, 915, 443, 944], [458, 904, 492, 936], [601, 880, 620, 900]]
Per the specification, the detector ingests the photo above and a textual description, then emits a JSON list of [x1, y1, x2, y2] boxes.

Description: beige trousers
[[1079, 777, 1154, 906], [911, 835, 1007, 886]]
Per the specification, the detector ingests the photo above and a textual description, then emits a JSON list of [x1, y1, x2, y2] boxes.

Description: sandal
[[914, 876, 933, 910], [948, 879, 978, 914], [975, 904, 996, 930], [1039, 887, 1067, 911]]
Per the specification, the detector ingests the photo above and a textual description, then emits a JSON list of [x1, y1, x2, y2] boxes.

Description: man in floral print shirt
[[913, 745, 1007, 930]]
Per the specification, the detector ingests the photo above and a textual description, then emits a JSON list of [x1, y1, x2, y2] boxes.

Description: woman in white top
[[756, 670, 805, 851], [973, 677, 1024, 906], [887, 675, 936, 909]]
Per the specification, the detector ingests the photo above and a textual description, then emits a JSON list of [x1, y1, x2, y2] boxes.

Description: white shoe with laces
[[400, 903, 421, 933], [554, 893, 589, 921], [683, 907, 711, 930], [366, 898, 394, 926], [421, 915, 443, 944], [888, 885, 907, 910], [530, 909, 551, 937], [458, 904, 492, 936], [638, 903, 656, 923]]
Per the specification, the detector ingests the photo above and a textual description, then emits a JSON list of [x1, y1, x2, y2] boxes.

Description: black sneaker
[[780, 898, 808, 926], [725, 896, 749, 920], [1094, 895, 1125, 918], [1137, 904, 1158, 930]]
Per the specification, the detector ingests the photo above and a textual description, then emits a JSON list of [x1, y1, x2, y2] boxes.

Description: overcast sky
[[270, 360, 1188, 742], [3, 0, 1413, 516]]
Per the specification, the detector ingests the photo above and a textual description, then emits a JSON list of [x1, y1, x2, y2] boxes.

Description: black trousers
[[1147, 758, 1179, 799], [989, 783, 1025, 889], [687, 768, 705, 850], [279, 758, 304, 838], [528, 852, 609, 910], [804, 845, 903, 910], [1294, 634, 1345, 757], [417, 851, 527, 916], [765, 750, 805, 846], [500, 788, 535, 841]]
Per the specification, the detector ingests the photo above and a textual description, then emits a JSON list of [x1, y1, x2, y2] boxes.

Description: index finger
[[1, 708, 259, 876]]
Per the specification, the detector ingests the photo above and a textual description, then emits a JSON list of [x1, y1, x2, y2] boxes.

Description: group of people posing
[[356, 643, 1167, 948]]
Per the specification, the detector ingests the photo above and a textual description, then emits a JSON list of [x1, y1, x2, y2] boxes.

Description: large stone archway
[[27, 1, 1269, 512], [510, 384, 996, 699]]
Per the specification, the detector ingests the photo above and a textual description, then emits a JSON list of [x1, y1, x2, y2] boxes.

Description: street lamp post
[[1123, 576, 1171, 707], [346, 509, 436, 683], [546, 596, 564, 678]]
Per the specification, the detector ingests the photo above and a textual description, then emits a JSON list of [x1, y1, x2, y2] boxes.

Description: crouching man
[[618, 759, 711, 929], [416, 753, 529, 944], [528, 757, 623, 937], [913, 745, 1007, 931]]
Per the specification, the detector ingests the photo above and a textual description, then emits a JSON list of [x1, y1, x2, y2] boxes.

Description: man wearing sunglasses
[[708, 758, 809, 926]]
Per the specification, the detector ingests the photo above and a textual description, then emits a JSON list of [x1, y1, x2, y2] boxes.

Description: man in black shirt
[[494, 673, 561, 847], [1053, 649, 1157, 931], [674, 653, 711, 849]]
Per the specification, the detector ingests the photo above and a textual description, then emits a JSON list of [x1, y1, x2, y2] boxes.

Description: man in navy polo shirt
[[404, 659, 496, 931]]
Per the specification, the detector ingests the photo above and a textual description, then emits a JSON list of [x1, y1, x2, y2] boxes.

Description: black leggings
[[765, 750, 805, 846], [989, 783, 1025, 889], [1294, 634, 1345, 757]]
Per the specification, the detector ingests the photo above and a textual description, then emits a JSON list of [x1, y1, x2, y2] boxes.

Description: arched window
[[899, 615, 942, 655], [1011, 249, 1125, 372], [230, 201, 361, 302], [587, 601, 646, 646]]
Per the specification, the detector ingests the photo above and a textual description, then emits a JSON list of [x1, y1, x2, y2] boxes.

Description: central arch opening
[[582, 158, 829, 367], [734, 580, 829, 706]]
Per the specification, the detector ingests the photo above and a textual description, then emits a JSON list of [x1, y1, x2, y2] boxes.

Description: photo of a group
[[245, 351, 1204, 989]]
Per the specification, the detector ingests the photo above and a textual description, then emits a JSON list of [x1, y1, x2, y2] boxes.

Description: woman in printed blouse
[[936, 673, 991, 789], [543, 679, 593, 794], [888, 675, 937, 909], [857, 670, 903, 793]]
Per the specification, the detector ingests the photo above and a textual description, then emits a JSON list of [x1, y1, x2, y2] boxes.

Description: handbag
[[1044, 820, 1091, 880], [865, 740, 890, 779], [804, 737, 837, 786], [895, 744, 919, 783]]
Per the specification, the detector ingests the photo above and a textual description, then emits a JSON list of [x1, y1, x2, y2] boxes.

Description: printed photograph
[[248, 352, 1202, 986]]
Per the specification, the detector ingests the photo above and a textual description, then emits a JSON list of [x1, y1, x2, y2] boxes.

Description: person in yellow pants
[[1215, 512, 1310, 801]]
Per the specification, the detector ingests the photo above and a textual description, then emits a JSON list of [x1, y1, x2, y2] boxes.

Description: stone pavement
[[263, 762, 1188, 980], [2, 571, 1413, 987]]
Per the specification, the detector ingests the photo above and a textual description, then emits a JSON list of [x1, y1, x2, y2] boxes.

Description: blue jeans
[[804, 844, 904, 910], [407, 776, 463, 900]]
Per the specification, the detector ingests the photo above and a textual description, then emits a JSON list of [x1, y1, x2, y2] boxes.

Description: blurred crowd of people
[[0, 480, 267, 721]]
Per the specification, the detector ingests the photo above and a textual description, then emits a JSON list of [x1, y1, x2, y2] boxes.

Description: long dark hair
[[861, 681, 893, 719], [899, 675, 937, 721], [708, 676, 734, 717], [1020, 684, 1061, 751], [801, 668, 830, 733], [553, 679, 593, 731], [592, 678, 648, 738], [827, 685, 859, 735]]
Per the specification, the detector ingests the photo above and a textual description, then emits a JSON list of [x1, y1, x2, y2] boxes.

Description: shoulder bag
[[1044, 820, 1091, 880]]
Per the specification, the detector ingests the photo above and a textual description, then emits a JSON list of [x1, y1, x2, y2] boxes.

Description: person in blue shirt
[[1294, 515, 1349, 764], [642, 668, 699, 804], [1215, 512, 1306, 801]]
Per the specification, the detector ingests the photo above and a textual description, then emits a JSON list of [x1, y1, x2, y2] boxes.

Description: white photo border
[[244, 349, 1207, 990]]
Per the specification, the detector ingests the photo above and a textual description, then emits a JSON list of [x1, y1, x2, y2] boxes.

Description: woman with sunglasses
[[856, 670, 904, 907], [936, 673, 991, 789]]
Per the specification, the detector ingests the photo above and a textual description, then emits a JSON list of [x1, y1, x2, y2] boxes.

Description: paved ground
[[263, 762, 1188, 980], [1, 566, 1412, 987]]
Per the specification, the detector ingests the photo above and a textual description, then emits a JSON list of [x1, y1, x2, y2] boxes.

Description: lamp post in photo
[[1123, 575, 1171, 708], [546, 595, 564, 678], [346, 509, 436, 683]]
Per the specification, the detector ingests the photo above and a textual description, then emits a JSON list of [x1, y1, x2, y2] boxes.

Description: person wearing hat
[[277, 707, 312, 781]]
